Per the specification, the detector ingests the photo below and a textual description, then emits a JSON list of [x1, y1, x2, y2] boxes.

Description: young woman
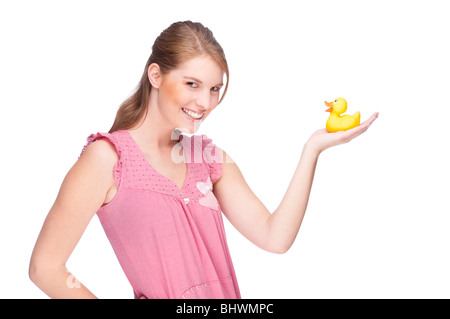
[[29, 21, 378, 299]]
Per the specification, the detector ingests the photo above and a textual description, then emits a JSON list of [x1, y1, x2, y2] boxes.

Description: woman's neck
[[128, 103, 179, 152]]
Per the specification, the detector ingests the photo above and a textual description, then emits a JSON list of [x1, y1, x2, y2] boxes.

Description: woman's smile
[[182, 107, 205, 121]]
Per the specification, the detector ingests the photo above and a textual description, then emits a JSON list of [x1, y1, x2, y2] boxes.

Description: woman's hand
[[306, 112, 379, 155]]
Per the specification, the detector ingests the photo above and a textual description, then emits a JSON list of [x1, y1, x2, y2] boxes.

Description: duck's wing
[[341, 115, 358, 128]]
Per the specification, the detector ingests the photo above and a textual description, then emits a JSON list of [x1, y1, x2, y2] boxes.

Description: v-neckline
[[125, 130, 189, 192]]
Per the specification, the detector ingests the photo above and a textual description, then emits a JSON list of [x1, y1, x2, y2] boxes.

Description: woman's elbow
[[29, 258, 45, 285], [264, 241, 291, 254], [270, 246, 290, 255], [29, 257, 60, 286]]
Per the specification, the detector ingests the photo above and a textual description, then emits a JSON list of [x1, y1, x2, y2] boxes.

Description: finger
[[341, 113, 377, 140], [351, 113, 378, 135], [361, 112, 379, 126]]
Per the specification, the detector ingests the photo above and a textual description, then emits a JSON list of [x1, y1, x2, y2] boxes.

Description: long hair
[[109, 21, 229, 133]]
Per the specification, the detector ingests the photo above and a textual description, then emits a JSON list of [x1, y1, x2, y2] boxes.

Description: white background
[[1, 0, 449, 298]]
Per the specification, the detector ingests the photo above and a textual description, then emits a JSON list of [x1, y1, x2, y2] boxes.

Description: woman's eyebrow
[[183, 76, 203, 84], [183, 76, 223, 87]]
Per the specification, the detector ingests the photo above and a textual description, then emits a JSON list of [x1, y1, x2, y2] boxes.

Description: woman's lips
[[182, 108, 205, 120]]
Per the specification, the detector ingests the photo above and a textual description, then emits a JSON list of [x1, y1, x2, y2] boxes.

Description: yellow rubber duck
[[324, 98, 360, 132]]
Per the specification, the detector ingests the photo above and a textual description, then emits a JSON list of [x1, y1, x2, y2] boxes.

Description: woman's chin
[[176, 120, 203, 135]]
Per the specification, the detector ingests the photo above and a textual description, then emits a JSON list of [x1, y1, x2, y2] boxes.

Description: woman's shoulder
[[78, 141, 118, 180], [79, 132, 120, 166]]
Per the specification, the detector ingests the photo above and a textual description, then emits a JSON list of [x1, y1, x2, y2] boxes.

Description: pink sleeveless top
[[81, 130, 240, 299]]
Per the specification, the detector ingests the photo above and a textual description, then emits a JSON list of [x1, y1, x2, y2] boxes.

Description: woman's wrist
[[303, 140, 322, 158]]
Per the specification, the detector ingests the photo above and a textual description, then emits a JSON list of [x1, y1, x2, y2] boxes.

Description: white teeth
[[182, 108, 204, 119]]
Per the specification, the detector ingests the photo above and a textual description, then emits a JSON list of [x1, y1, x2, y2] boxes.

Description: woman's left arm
[[213, 112, 378, 254]]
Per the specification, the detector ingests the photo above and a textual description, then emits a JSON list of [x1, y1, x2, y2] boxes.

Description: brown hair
[[109, 21, 229, 133]]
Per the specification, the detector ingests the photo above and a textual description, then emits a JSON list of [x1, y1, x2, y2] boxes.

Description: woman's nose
[[195, 90, 211, 111]]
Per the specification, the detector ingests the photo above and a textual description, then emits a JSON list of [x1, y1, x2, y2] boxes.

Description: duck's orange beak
[[324, 101, 334, 112]]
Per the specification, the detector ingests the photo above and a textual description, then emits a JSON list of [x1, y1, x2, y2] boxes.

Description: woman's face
[[156, 55, 224, 134]]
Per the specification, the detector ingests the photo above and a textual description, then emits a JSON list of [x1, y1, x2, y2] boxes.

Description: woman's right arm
[[29, 139, 118, 298]]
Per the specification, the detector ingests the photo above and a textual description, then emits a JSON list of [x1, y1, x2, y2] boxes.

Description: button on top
[[184, 198, 189, 204]]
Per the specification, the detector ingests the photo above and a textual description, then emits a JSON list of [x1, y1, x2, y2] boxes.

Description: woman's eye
[[186, 82, 198, 88], [211, 86, 221, 92]]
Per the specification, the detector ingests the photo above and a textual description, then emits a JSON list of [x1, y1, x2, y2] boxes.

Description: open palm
[[307, 112, 379, 154]]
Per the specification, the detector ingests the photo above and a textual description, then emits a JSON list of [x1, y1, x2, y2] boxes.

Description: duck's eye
[[335, 100, 338, 103]]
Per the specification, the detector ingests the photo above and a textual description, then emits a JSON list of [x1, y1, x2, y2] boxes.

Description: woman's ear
[[147, 63, 162, 89]]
